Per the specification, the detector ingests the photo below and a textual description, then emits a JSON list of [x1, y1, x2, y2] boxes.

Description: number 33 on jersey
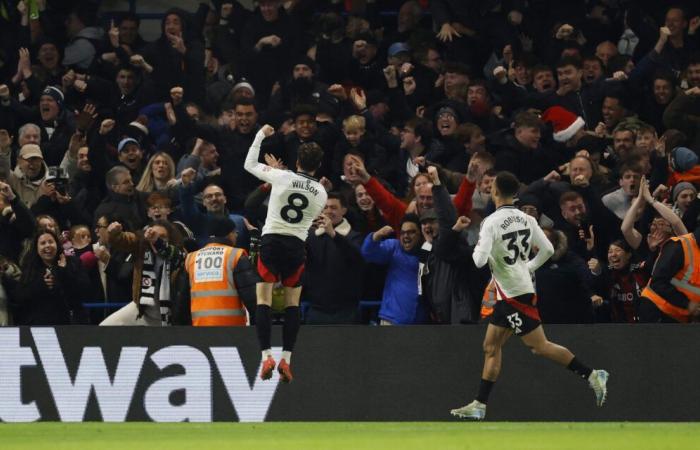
[[473, 205, 553, 300]]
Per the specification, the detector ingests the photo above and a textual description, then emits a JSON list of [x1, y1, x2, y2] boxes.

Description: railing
[[83, 300, 383, 323]]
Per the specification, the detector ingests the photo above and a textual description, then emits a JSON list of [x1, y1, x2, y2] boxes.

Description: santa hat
[[541, 106, 585, 143]]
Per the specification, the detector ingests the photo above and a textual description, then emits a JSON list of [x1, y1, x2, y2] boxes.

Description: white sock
[[282, 350, 292, 364], [262, 349, 272, 360]]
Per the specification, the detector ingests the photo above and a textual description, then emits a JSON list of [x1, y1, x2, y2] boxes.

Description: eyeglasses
[[400, 229, 418, 236]]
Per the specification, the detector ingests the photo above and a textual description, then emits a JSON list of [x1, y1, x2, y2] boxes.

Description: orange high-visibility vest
[[641, 233, 700, 323], [185, 243, 246, 326], [480, 279, 497, 319]]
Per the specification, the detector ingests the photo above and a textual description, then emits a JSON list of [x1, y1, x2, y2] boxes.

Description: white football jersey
[[473, 205, 554, 299], [245, 130, 327, 241]]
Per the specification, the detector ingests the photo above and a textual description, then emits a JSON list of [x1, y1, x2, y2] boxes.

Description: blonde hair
[[342, 115, 366, 133], [136, 152, 176, 193]]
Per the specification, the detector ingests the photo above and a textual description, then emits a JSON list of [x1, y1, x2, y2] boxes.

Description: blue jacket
[[361, 235, 425, 324]]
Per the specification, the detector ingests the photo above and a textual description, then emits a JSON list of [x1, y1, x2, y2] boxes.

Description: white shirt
[[473, 205, 554, 299], [244, 130, 327, 241]]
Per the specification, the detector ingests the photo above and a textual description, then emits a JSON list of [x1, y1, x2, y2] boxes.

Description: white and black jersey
[[473, 205, 554, 299], [244, 130, 327, 242]]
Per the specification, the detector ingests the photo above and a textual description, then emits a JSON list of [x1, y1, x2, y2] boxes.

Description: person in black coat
[[420, 166, 484, 324], [536, 228, 599, 324], [7, 229, 89, 325], [239, 1, 301, 105], [142, 9, 206, 105], [303, 192, 365, 324], [0, 180, 35, 263]]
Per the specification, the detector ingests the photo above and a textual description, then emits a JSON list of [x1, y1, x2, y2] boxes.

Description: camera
[[46, 166, 69, 195]]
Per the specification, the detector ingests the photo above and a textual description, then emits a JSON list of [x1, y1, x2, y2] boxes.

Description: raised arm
[[621, 181, 646, 250], [244, 124, 279, 183]]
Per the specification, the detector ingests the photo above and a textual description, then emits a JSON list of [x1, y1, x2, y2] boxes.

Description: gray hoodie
[[63, 26, 105, 69]]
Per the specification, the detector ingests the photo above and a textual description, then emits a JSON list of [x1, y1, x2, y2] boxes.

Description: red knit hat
[[541, 106, 585, 143]]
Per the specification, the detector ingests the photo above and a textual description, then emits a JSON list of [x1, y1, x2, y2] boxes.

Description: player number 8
[[281, 193, 309, 223]]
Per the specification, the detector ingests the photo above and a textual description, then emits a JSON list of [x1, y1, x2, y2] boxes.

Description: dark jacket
[[663, 91, 700, 153], [93, 190, 149, 230], [8, 256, 89, 325], [0, 196, 35, 263], [304, 222, 365, 312], [535, 230, 595, 324], [491, 131, 563, 185], [142, 8, 206, 104], [421, 184, 483, 324]]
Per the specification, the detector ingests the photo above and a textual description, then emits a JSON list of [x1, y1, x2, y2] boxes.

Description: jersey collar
[[296, 172, 319, 182]]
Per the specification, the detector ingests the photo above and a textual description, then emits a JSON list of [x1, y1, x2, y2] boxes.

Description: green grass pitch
[[1, 422, 698, 449]]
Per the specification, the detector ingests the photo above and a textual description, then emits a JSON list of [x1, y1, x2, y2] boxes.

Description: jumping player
[[244, 124, 327, 383], [451, 171, 609, 420]]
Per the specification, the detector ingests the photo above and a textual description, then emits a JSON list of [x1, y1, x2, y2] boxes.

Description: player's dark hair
[[494, 171, 520, 198], [297, 142, 323, 172], [327, 191, 347, 207]]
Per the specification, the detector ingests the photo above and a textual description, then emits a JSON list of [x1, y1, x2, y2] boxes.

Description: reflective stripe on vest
[[641, 285, 689, 323], [191, 308, 246, 319], [186, 244, 246, 326], [641, 233, 700, 322], [670, 234, 700, 302]]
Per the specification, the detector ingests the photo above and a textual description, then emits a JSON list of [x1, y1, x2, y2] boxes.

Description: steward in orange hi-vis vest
[[186, 244, 247, 326], [640, 229, 700, 323], [184, 216, 258, 326]]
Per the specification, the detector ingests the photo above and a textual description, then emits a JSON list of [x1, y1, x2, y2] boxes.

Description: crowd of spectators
[[1, 0, 700, 326]]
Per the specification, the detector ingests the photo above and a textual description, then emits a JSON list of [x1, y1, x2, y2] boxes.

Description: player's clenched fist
[[372, 225, 394, 241], [260, 124, 275, 137]]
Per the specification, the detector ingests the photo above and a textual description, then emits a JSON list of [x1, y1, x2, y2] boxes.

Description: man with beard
[[266, 55, 334, 125], [0, 85, 76, 167], [361, 214, 426, 325], [179, 181, 249, 251]]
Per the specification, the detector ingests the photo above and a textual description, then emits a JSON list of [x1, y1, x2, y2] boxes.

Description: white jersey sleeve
[[480, 206, 552, 299], [244, 129, 289, 185]]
